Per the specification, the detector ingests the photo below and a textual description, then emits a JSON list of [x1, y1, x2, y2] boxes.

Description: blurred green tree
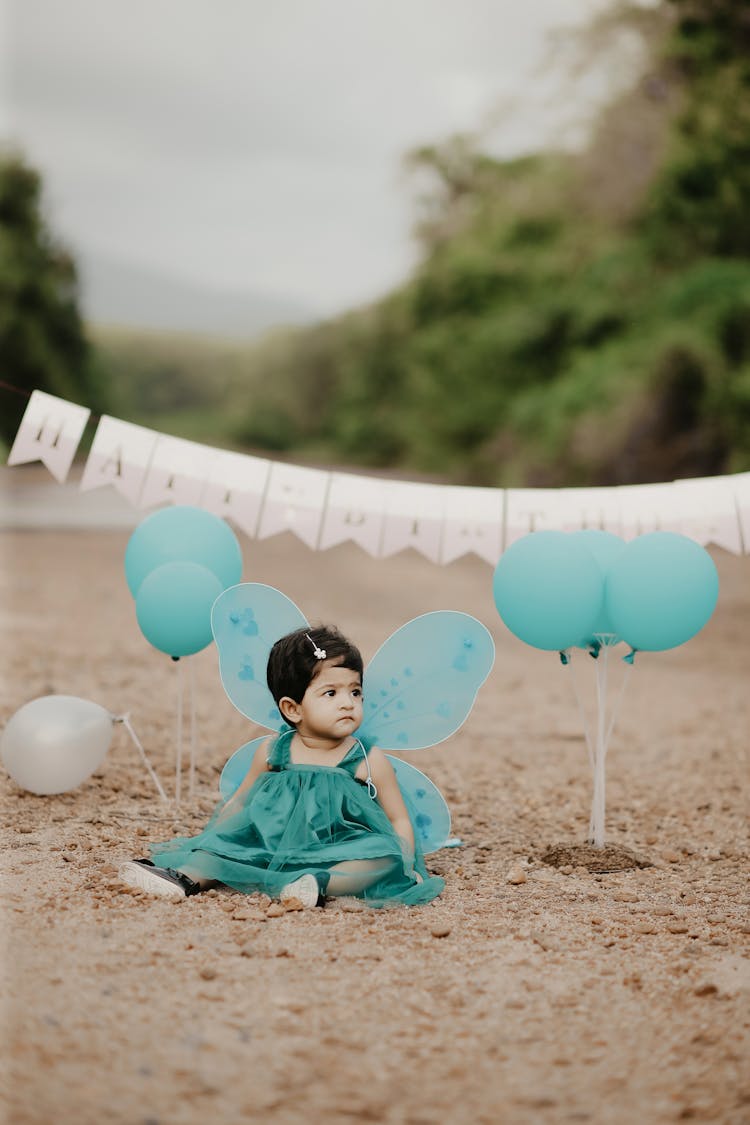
[[0, 151, 101, 447]]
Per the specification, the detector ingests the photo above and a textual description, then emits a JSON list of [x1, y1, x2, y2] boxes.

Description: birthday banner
[[7, 390, 750, 562]]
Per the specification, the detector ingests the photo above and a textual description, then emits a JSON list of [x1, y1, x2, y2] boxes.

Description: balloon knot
[[559, 650, 570, 666], [623, 649, 636, 665]]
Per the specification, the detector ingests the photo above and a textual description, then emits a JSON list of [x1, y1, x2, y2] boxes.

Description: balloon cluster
[[492, 529, 719, 657], [126, 506, 243, 658]]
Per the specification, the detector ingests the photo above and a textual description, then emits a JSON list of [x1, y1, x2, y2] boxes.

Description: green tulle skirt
[[150, 762, 444, 908]]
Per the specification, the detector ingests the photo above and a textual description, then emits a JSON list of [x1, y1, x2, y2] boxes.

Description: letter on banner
[[7, 390, 90, 482], [319, 472, 386, 555], [380, 481, 444, 562], [553, 488, 623, 534], [504, 489, 564, 546], [668, 475, 743, 554], [80, 416, 158, 504], [138, 434, 217, 509], [441, 485, 503, 565], [616, 482, 681, 539], [201, 449, 270, 538], [257, 462, 329, 548]]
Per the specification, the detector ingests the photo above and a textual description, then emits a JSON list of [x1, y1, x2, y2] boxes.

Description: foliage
[[0, 151, 101, 446]]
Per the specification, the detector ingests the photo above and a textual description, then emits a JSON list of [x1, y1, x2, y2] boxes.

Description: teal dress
[[150, 730, 445, 908]]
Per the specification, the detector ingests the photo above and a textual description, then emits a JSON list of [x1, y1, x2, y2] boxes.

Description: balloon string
[[175, 660, 183, 805], [188, 657, 197, 799], [114, 714, 168, 802], [590, 645, 611, 847], [564, 653, 595, 772], [604, 659, 633, 753]]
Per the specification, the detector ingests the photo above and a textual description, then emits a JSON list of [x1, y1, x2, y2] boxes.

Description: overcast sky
[[4, 0, 628, 329]]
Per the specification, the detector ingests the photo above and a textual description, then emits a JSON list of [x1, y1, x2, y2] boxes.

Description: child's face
[[294, 660, 363, 742]]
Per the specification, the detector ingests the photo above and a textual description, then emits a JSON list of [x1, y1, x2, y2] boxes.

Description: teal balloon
[[605, 532, 719, 652], [125, 506, 242, 597], [571, 529, 626, 648], [135, 561, 223, 658], [492, 531, 604, 651]]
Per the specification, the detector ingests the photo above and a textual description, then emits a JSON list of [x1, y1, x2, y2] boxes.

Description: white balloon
[[1, 695, 113, 795]]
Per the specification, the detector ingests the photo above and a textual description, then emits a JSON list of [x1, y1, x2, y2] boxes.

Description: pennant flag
[[79, 416, 158, 504], [616, 482, 683, 539], [440, 485, 503, 565], [200, 449, 270, 538], [138, 435, 218, 509], [7, 390, 89, 482], [380, 480, 445, 563], [319, 471, 386, 555], [505, 488, 565, 546], [669, 475, 744, 554], [257, 462, 329, 548]]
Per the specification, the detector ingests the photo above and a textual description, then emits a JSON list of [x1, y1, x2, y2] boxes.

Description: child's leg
[[325, 858, 398, 897]]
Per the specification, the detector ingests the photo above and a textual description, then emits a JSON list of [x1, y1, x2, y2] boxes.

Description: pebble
[[233, 908, 268, 923], [506, 866, 527, 885], [531, 931, 557, 952], [265, 904, 285, 918], [199, 967, 217, 980], [667, 923, 689, 934], [431, 926, 451, 939], [282, 897, 304, 912], [613, 891, 639, 903], [693, 982, 718, 997], [339, 898, 366, 912], [633, 922, 657, 934], [662, 851, 681, 863]]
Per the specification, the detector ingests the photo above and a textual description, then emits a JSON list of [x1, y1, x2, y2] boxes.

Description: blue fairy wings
[[212, 583, 307, 731], [211, 583, 495, 750]]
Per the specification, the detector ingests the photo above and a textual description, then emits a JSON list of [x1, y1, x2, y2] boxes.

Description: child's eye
[[352, 689, 362, 698]]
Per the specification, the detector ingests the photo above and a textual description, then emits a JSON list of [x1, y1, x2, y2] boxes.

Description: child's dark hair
[[266, 625, 363, 704]]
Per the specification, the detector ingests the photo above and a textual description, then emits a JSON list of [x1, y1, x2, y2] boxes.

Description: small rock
[[239, 944, 255, 958], [662, 850, 681, 863], [693, 982, 718, 997], [706, 914, 725, 924], [265, 903, 285, 918], [667, 923, 689, 934], [199, 967, 217, 980], [282, 897, 304, 912], [634, 922, 657, 934], [339, 898, 366, 912], [531, 931, 557, 952], [613, 891, 638, 903], [506, 866, 527, 885], [232, 908, 267, 922], [431, 926, 451, 939]]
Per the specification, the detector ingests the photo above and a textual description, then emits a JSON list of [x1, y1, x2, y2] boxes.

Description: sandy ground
[[1, 469, 748, 1124]]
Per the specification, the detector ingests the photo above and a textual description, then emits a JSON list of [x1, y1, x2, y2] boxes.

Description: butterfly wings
[[359, 611, 495, 751], [213, 586, 494, 750], [211, 583, 308, 730]]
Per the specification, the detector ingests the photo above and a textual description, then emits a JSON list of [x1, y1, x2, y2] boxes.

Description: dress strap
[[349, 738, 377, 800], [266, 728, 294, 771]]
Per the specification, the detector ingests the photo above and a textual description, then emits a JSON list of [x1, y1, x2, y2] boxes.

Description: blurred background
[[1, 0, 749, 489]]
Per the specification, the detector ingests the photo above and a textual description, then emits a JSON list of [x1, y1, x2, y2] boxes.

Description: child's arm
[[214, 737, 272, 825], [367, 747, 419, 876]]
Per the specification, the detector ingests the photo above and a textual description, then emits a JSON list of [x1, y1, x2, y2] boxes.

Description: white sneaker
[[280, 873, 320, 908], [118, 859, 197, 901]]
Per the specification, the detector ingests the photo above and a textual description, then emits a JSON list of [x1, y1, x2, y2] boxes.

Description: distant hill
[[78, 253, 315, 338]]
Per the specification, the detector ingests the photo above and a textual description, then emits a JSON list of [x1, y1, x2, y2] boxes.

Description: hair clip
[[305, 633, 327, 660]]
